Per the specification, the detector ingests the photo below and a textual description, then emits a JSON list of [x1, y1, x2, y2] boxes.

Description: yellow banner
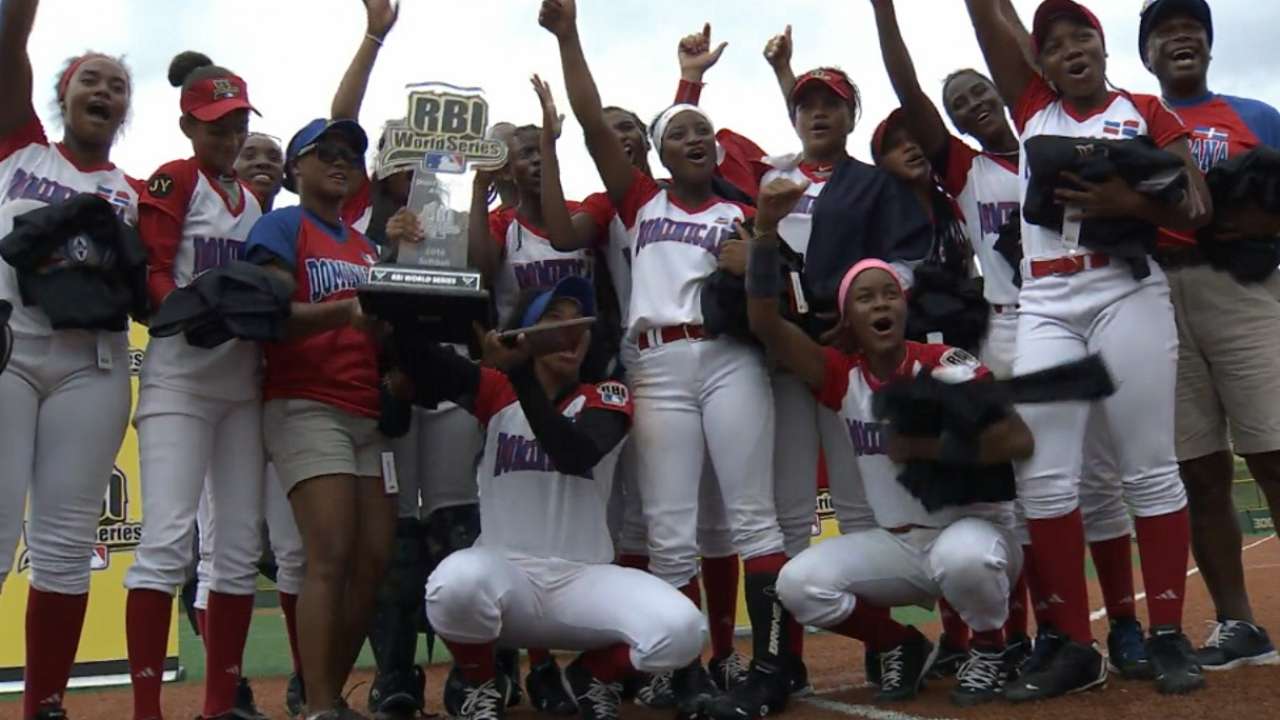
[[0, 323, 180, 691]]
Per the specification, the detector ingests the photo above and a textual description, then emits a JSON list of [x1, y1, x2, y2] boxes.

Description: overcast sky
[[22, 0, 1280, 207]]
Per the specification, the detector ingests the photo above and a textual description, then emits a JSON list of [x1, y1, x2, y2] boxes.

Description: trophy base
[[360, 264, 490, 344]]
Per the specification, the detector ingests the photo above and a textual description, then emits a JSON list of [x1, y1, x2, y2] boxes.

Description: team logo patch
[[597, 381, 629, 407], [211, 78, 239, 100], [933, 348, 981, 384], [147, 173, 175, 198]]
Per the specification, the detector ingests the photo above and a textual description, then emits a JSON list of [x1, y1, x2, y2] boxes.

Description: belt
[[991, 303, 1020, 314], [1028, 252, 1110, 279], [637, 324, 706, 351], [1154, 244, 1206, 270]]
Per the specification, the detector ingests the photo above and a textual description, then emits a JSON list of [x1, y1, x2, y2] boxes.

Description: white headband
[[650, 103, 714, 146]]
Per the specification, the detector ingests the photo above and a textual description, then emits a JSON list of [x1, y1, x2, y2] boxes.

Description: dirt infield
[[15, 535, 1280, 720]]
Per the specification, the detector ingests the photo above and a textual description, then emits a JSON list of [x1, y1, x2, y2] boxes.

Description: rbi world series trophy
[[358, 83, 508, 343]]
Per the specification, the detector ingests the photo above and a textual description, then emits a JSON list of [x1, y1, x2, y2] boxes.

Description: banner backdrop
[[0, 323, 181, 692]]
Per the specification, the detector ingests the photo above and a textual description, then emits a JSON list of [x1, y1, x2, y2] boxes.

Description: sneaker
[[949, 646, 1006, 707], [369, 667, 426, 718], [1108, 617, 1154, 680], [1004, 639, 1106, 702], [526, 658, 578, 715], [565, 657, 621, 720], [454, 675, 513, 720], [874, 630, 937, 702], [286, 673, 307, 719], [1146, 626, 1205, 695], [672, 661, 720, 720], [33, 704, 69, 720], [234, 677, 266, 719], [1018, 627, 1065, 679], [1003, 634, 1031, 682], [619, 672, 644, 702], [863, 647, 880, 688], [784, 654, 811, 697], [634, 671, 675, 709], [705, 661, 789, 719], [1197, 620, 1280, 671], [928, 634, 969, 679], [495, 651, 524, 709], [708, 652, 750, 692]]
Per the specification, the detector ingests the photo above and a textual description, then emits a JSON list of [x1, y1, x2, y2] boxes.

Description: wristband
[[366, 32, 385, 46], [746, 241, 782, 298], [938, 430, 979, 466]]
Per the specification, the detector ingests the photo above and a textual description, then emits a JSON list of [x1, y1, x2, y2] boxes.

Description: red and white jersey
[[139, 157, 263, 401], [472, 370, 633, 563], [0, 112, 139, 337], [489, 207, 593, 327], [759, 154, 828, 258], [618, 169, 753, 339], [1013, 75, 1187, 260], [938, 137, 1021, 306], [816, 342, 1013, 530], [342, 174, 373, 234], [578, 192, 632, 322]]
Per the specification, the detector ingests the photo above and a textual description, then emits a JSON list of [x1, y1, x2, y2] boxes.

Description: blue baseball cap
[[1139, 0, 1213, 66], [283, 118, 369, 193], [518, 275, 596, 330]]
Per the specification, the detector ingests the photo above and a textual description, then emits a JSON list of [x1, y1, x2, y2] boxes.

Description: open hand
[[363, 0, 400, 40], [538, 0, 577, 39], [679, 23, 728, 82], [530, 74, 564, 142], [763, 25, 793, 72]]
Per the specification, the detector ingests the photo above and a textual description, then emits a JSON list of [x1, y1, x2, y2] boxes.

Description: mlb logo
[[1103, 120, 1141, 138], [425, 151, 467, 174], [597, 381, 629, 408], [90, 545, 109, 570]]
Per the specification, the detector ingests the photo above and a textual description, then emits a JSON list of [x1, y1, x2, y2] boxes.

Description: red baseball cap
[[1031, 0, 1106, 55], [789, 68, 857, 108], [870, 108, 907, 164], [180, 74, 259, 122]]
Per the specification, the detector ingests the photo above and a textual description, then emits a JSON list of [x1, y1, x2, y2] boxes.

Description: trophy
[[358, 83, 508, 343]]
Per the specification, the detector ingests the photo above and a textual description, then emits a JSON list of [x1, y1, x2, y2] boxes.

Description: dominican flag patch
[[1103, 120, 1140, 138]]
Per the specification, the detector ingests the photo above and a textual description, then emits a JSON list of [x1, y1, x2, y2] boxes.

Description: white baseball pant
[[613, 438, 737, 559], [629, 336, 784, 586], [426, 547, 706, 673], [980, 308, 1019, 380], [778, 519, 1022, 633], [388, 403, 484, 520], [0, 331, 130, 594], [772, 371, 821, 558], [126, 387, 265, 595], [1012, 265, 1185, 520]]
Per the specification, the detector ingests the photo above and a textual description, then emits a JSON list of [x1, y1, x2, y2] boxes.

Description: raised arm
[[870, 0, 949, 158], [674, 22, 727, 104], [0, 0, 37, 135], [330, 0, 399, 121], [746, 180, 827, 388], [763, 26, 798, 116], [999, 0, 1035, 66], [467, 170, 502, 283], [964, 0, 1037, 110], [532, 74, 598, 252], [539, 0, 634, 208]]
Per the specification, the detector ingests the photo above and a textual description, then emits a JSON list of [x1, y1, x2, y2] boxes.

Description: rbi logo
[[597, 381, 629, 408], [211, 78, 239, 100]]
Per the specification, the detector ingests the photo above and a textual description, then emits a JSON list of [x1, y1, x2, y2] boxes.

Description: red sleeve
[[617, 168, 663, 229], [0, 109, 47, 162], [716, 128, 772, 197], [139, 159, 199, 307], [473, 367, 518, 425], [675, 79, 703, 105], [1011, 74, 1059, 135], [488, 207, 516, 251], [1130, 93, 1190, 149], [576, 192, 617, 247], [937, 135, 980, 197], [584, 380, 634, 426], [340, 172, 372, 226], [815, 347, 853, 410]]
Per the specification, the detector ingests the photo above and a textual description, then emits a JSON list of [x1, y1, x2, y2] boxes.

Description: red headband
[[57, 53, 123, 100]]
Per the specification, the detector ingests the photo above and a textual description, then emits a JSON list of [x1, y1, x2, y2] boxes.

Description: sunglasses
[[298, 141, 361, 166]]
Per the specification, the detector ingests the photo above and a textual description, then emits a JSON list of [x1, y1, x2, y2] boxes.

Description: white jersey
[[618, 169, 751, 339], [816, 342, 1014, 530], [1013, 75, 1187, 260], [0, 113, 139, 337], [759, 155, 828, 258], [489, 207, 593, 328], [937, 137, 1021, 306], [471, 369, 632, 563], [138, 157, 263, 401], [579, 192, 632, 323]]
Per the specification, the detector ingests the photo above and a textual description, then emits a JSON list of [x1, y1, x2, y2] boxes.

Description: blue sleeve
[[245, 207, 303, 269], [1224, 95, 1280, 150]]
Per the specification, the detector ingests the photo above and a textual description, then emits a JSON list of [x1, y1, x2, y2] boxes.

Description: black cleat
[[452, 673, 513, 720], [949, 646, 1007, 707], [672, 661, 721, 720], [633, 671, 675, 709], [873, 629, 936, 702], [1107, 617, 1154, 680], [784, 654, 810, 697], [233, 677, 267, 719], [285, 673, 306, 719], [708, 652, 750, 693], [495, 650, 524, 709], [370, 666, 427, 718], [564, 656, 621, 720], [526, 658, 577, 715], [927, 634, 969, 679], [1002, 634, 1031, 682], [706, 661, 789, 719], [1004, 639, 1106, 702], [1147, 626, 1205, 695], [863, 647, 880, 688], [34, 704, 69, 720], [1197, 620, 1280, 671]]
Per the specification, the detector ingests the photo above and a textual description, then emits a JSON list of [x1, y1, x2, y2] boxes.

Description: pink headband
[[837, 259, 902, 318], [57, 53, 120, 100]]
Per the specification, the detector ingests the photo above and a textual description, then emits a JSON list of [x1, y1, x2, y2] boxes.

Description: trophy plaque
[[359, 83, 508, 343]]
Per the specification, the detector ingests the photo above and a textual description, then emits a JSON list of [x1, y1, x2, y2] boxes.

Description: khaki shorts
[[1169, 265, 1280, 460], [263, 398, 387, 495]]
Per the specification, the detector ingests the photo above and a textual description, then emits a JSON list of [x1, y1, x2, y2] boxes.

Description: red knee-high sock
[[937, 598, 971, 651], [578, 643, 635, 683], [679, 577, 703, 609], [1004, 568, 1030, 639], [195, 608, 207, 645], [1022, 545, 1052, 629], [528, 648, 552, 666], [1134, 508, 1191, 628], [787, 617, 805, 658], [830, 601, 908, 651], [1089, 534, 1137, 621], [24, 589, 90, 718], [279, 592, 302, 677], [202, 592, 255, 718], [617, 554, 649, 571], [1027, 510, 1092, 644], [701, 555, 739, 659], [126, 589, 172, 720], [446, 640, 497, 684]]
